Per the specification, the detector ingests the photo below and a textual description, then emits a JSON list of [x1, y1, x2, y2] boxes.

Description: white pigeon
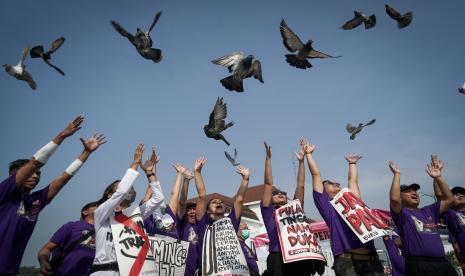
[[3, 46, 37, 90]]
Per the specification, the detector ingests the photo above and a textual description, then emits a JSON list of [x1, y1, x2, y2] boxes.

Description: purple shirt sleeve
[[50, 222, 72, 247], [228, 205, 240, 232], [312, 191, 332, 222], [0, 174, 18, 204]]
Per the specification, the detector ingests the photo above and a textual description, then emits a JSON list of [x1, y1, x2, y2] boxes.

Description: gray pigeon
[[211, 51, 263, 92], [111, 11, 162, 63], [342, 11, 376, 30], [3, 46, 37, 90], [346, 119, 376, 140], [225, 149, 240, 167], [280, 19, 340, 69], [385, 5, 413, 29], [30, 37, 66, 76], [459, 83, 465, 94], [204, 97, 234, 146]]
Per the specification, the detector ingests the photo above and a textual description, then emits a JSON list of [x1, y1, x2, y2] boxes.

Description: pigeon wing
[[19, 45, 30, 66], [249, 60, 264, 83], [364, 119, 376, 126], [224, 151, 236, 166], [111, 21, 136, 46], [211, 52, 244, 68], [342, 15, 363, 30], [385, 5, 401, 21], [280, 19, 304, 52], [23, 70, 37, 90], [399, 12, 413, 28], [46, 37, 65, 54], [44, 59, 65, 76], [148, 11, 162, 33], [346, 123, 356, 133], [308, 49, 340, 59]]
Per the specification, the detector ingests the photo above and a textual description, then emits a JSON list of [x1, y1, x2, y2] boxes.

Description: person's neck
[[403, 204, 418, 210], [20, 187, 32, 195], [453, 205, 465, 212], [210, 213, 225, 221], [85, 217, 95, 225]]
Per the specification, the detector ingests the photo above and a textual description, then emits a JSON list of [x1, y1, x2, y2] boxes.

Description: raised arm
[[261, 142, 273, 207], [426, 155, 453, 214], [194, 157, 207, 220], [178, 169, 193, 218], [167, 163, 186, 215], [431, 154, 444, 201], [16, 115, 84, 188], [46, 134, 106, 202], [140, 147, 160, 204], [234, 166, 250, 219], [389, 161, 401, 214], [302, 139, 323, 193], [294, 138, 306, 203], [345, 154, 362, 198]]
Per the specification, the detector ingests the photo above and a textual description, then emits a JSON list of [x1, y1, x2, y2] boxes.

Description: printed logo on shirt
[[411, 215, 438, 234], [187, 226, 198, 245], [456, 212, 465, 226], [16, 199, 41, 221], [80, 230, 96, 249]]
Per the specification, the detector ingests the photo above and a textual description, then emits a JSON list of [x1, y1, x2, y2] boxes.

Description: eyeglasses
[[454, 194, 465, 200], [210, 199, 223, 204], [272, 191, 287, 196]]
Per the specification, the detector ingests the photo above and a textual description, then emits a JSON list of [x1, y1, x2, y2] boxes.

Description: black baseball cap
[[400, 183, 420, 192], [272, 190, 287, 196], [451, 186, 465, 196]]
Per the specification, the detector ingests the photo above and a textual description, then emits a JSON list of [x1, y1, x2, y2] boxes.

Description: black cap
[[451, 186, 465, 196], [400, 183, 420, 192], [272, 190, 287, 196]]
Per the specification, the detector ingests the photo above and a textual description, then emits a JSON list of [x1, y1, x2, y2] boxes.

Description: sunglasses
[[272, 191, 287, 196], [323, 181, 341, 188], [210, 199, 223, 204]]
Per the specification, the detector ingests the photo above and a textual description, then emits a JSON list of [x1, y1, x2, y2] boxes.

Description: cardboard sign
[[274, 199, 325, 263], [147, 234, 189, 276], [309, 221, 330, 241], [110, 206, 156, 276], [330, 188, 390, 243], [202, 217, 250, 276]]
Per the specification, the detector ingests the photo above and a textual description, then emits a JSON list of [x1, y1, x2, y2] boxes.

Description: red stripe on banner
[[114, 214, 149, 276]]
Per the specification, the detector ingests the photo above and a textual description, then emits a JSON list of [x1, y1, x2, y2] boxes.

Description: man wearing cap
[[389, 156, 458, 276], [304, 138, 384, 276]]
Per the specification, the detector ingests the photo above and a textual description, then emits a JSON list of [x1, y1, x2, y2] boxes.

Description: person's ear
[[82, 210, 88, 217]]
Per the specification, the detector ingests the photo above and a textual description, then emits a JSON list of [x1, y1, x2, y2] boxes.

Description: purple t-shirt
[[239, 240, 259, 274], [260, 201, 280, 253], [144, 206, 180, 239], [50, 220, 96, 276], [383, 234, 404, 276], [179, 215, 201, 276], [0, 174, 50, 274], [313, 191, 376, 257], [391, 201, 444, 257], [444, 208, 465, 261]]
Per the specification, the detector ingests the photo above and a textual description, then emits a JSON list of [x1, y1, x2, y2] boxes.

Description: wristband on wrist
[[33, 141, 59, 164], [146, 173, 155, 178], [65, 159, 84, 176]]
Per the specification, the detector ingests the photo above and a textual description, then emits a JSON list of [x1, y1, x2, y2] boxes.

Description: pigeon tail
[[221, 137, 231, 146], [224, 121, 234, 130], [30, 46, 45, 58], [220, 76, 244, 92], [285, 54, 311, 69]]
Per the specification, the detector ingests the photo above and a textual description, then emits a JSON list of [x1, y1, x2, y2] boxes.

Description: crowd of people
[[1, 116, 464, 276]]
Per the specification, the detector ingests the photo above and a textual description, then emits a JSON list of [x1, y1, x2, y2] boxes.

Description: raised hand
[[194, 157, 207, 173], [80, 133, 106, 153], [300, 138, 315, 154], [295, 149, 304, 162], [140, 147, 159, 174], [345, 154, 362, 164], [426, 162, 441, 179], [131, 143, 145, 170], [183, 169, 193, 180], [61, 115, 84, 138], [431, 154, 443, 171], [173, 163, 187, 174], [264, 142, 272, 158], [236, 165, 250, 180], [388, 161, 401, 175]]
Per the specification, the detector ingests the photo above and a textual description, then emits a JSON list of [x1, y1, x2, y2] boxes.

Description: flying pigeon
[[459, 83, 465, 94], [341, 11, 376, 30], [224, 149, 240, 167], [111, 11, 163, 63], [211, 51, 263, 92], [385, 5, 413, 29], [346, 119, 376, 140], [30, 37, 66, 76], [280, 19, 340, 69], [204, 97, 234, 146], [3, 46, 37, 90]]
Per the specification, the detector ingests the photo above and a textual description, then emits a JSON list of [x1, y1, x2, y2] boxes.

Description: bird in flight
[[30, 37, 66, 76], [3, 45, 37, 90], [385, 5, 413, 29], [204, 97, 234, 146], [224, 149, 240, 167], [341, 11, 376, 30], [346, 119, 376, 140]]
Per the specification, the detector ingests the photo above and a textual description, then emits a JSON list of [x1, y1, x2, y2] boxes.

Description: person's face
[[238, 222, 248, 238], [187, 207, 196, 224], [208, 199, 225, 216], [271, 192, 287, 206], [401, 189, 420, 208], [323, 181, 341, 199], [453, 193, 465, 206], [23, 170, 41, 190]]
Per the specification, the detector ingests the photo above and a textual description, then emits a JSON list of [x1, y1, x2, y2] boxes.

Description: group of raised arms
[[1, 116, 464, 276]]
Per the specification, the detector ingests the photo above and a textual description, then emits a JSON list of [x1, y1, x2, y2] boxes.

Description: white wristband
[[65, 159, 83, 176], [33, 141, 59, 164]]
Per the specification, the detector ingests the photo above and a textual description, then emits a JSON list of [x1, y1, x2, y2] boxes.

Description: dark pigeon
[[342, 11, 376, 30], [385, 4, 413, 29], [211, 51, 263, 92], [224, 149, 240, 167], [280, 19, 340, 69], [3, 46, 37, 90], [204, 97, 234, 146], [346, 119, 376, 140], [111, 11, 162, 63], [30, 37, 66, 76], [459, 83, 465, 94]]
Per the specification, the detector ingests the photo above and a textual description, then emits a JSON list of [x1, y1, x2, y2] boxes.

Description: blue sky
[[1, 0, 464, 267]]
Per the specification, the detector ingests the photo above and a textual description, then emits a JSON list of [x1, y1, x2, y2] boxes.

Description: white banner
[[147, 234, 189, 276], [274, 199, 325, 263], [110, 206, 156, 276], [202, 217, 250, 276], [330, 188, 391, 243]]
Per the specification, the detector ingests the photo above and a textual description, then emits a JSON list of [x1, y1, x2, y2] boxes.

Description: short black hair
[[97, 180, 120, 205], [9, 159, 29, 175], [80, 201, 99, 219]]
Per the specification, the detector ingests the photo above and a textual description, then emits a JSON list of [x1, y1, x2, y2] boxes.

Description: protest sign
[[147, 234, 189, 276], [309, 221, 330, 241], [274, 199, 325, 263], [202, 217, 249, 276], [110, 206, 156, 276], [330, 188, 391, 243]]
